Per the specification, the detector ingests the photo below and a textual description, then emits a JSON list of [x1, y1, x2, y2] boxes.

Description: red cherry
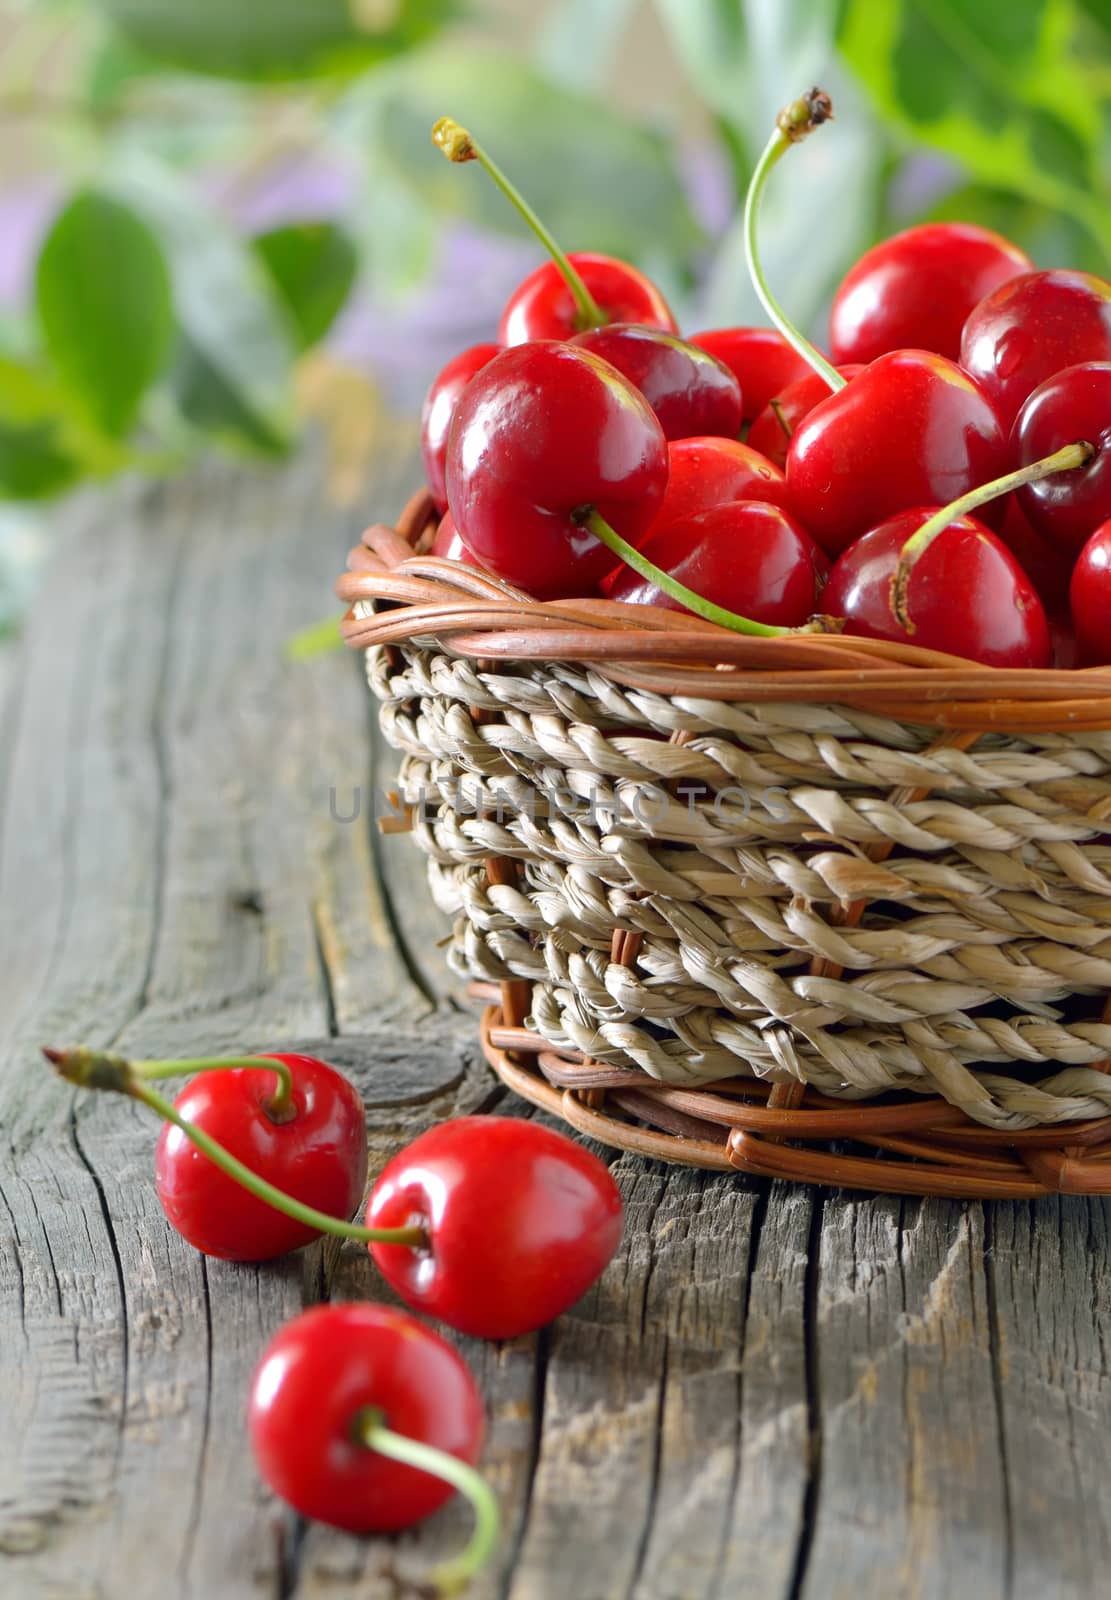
[[249, 1303, 484, 1533], [1012, 363, 1111, 552], [1071, 521, 1111, 664], [420, 343, 500, 512], [431, 510, 483, 567], [829, 223, 1032, 366], [606, 500, 828, 627], [648, 436, 791, 533], [823, 509, 1052, 667], [571, 324, 743, 440], [445, 341, 668, 599], [998, 497, 1073, 614], [961, 269, 1111, 431], [747, 365, 864, 469], [688, 327, 814, 419], [366, 1117, 623, 1340], [786, 350, 1010, 556], [499, 252, 677, 346], [154, 1054, 367, 1260]]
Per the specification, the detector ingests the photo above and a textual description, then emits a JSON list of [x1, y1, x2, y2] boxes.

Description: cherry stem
[[432, 116, 605, 331], [133, 1054, 295, 1118], [580, 509, 830, 637], [358, 1408, 500, 1596], [742, 89, 845, 395], [43, 1047, 427, 1251], [891, 439, 1095, 630], [768, 397, 793, 443]]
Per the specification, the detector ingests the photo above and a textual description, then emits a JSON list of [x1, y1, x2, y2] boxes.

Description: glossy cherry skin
[[961, 269, 1111, 431], [1013, 363, 1111, 552], [446, 341, 668, 598], [607, 500, 828, 626], [651, 437, 791, 529], [155, 1055, 368, 1261], [747, 365, 864, 470], [249, 1303, 484, 1533], [823, 510, 1052, 667], [1071, 521, 1111, 665], [830, 223, 1031, 366], [786, 350, 1010, 557], [367, 1117, 623, 1340], [499, 251, 677, 346], [571, 324, 743, 441], [420, 343, 500, 512], [688, 327, 814, 420], [431, 510, 483, 567], [999, 497, 1073, 614]]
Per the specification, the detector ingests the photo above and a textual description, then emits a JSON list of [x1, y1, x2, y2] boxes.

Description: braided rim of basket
[[336, 488, 1111, 733], [473, 988, 1111, 1199], [340, 489, 1111, 1196]]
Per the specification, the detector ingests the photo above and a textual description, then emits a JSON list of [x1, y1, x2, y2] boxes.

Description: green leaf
[[653, 0, 841, 157], [253, 223, 358, 350], [0, 356, 133, 499], [35, 190, 174, 437], [91, 0, 460, 81], [340, 49, 702, 268], [172, 336, 290, 458], [839, 0, 1111, 263], [109, 155, 297, 453]]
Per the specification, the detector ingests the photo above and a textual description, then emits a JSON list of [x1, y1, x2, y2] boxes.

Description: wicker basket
[[338, 490, 1111, 1198]]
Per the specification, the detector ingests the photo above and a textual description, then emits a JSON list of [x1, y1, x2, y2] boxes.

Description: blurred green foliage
[[0, 0, 1109, 522]]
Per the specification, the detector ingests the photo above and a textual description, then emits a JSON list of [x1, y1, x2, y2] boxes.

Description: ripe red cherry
[[154, 1054, 367, 1260], [1071, 522, 1111, 665], [431, 510, 483, 567], [998, 497, 1073, 614], [607, 500, 828, 626], [829, 222, 1032, 366], [445, 341, 668, 598], [747, 365, 864, 469], [688, 327, 814, 419], [367, 1117, 623, 1340], [823, 509, 1052, 667], [648, 436, 791, 533], [786, 350, 1010, 556], [1013, 363, 1111, 552], [499, 251, 676, 345], [571, 324, 743, 440], [961, 269, 1111, 430], [249, 1303, 484, 1533], [420, 343, 500, 512]]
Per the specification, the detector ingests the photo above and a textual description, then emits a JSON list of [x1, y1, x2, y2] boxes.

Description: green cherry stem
[[42, 1047, 427, 1250], [742, 89, 845, 394], [432, 116, 605, 331], [891, 439, 1095, 629], [131, 1054, 295, 1116], [359, 1408, 500, 1596], [579, 509, 831, 637]]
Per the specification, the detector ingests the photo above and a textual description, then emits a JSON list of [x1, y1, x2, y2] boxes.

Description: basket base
[[476, 990, 1111, 1200]]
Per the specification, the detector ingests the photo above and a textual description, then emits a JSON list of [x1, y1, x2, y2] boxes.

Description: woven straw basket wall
[[339, 492, 1111, 1196]]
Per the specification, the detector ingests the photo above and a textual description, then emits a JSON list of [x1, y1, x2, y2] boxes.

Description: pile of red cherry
[[421, 96, 1111, 670], [46, 1044, 623, 1590]]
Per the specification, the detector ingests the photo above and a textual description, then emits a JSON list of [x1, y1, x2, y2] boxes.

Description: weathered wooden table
[[3, 446, 1110, 1600]]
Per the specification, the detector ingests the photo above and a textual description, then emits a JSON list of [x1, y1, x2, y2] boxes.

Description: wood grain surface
[[2, 446, 1108, 1600]]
